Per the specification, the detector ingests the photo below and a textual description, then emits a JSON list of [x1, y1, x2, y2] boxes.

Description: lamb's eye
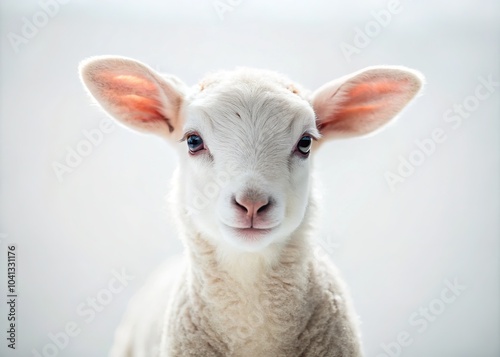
[[297, 135, 312, 155], [187, 134, 204, 153]]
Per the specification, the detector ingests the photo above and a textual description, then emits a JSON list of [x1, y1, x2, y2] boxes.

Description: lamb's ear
[[79, 56, 187, 139], [311, 66, 424, 141]]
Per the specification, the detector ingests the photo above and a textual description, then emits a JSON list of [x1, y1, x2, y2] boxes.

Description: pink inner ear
[[99, 72, 159, 98], [317, 75, 416, 137], [94, 71, 166, 123], [339, 104, 381, 116], [347, 81, 402, 99], [329, 82, 397, 130], [116, 95, 164, 122], [114, 74, 156, 88]]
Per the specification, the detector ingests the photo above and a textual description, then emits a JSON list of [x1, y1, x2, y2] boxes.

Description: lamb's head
[[80, 56, 423, 253], [175, 69, 320, 252]]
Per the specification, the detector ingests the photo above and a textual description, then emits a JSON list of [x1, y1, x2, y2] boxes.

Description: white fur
[[79, 57, 423, 356]]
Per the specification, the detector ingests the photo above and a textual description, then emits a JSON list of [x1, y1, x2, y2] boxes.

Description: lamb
[[79, 56, 423, 357]]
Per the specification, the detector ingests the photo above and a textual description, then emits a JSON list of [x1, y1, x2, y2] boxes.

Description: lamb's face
[[179, 71, 319, 252]]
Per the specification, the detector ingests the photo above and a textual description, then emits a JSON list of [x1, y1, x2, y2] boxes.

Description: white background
[[0, 0, 498, 356]]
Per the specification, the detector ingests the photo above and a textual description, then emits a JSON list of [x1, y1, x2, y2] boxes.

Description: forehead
[[184, 69, 318, 143]]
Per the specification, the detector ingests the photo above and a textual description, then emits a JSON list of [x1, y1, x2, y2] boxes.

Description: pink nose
[[233, 196, 270, 218]]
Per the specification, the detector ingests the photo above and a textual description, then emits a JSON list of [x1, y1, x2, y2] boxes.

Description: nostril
[[256, 201, 270, 214], [233, 197, 248, 213]]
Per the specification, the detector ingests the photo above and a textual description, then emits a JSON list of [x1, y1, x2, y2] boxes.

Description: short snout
[[217, 177, 289, 249], [232, 190, 272, 228]]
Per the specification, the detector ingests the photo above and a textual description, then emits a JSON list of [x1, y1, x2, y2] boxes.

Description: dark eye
[[187, 134, 204, 153], [297, 135, 312, 155]]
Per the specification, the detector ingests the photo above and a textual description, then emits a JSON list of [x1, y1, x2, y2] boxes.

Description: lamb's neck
[[183, 230, 316, 353], [187, 231, 311, 288]]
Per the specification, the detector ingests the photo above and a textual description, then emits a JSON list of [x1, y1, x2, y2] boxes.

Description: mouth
[[232, 227, 273, 240], [223, 224, 276, 241]]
